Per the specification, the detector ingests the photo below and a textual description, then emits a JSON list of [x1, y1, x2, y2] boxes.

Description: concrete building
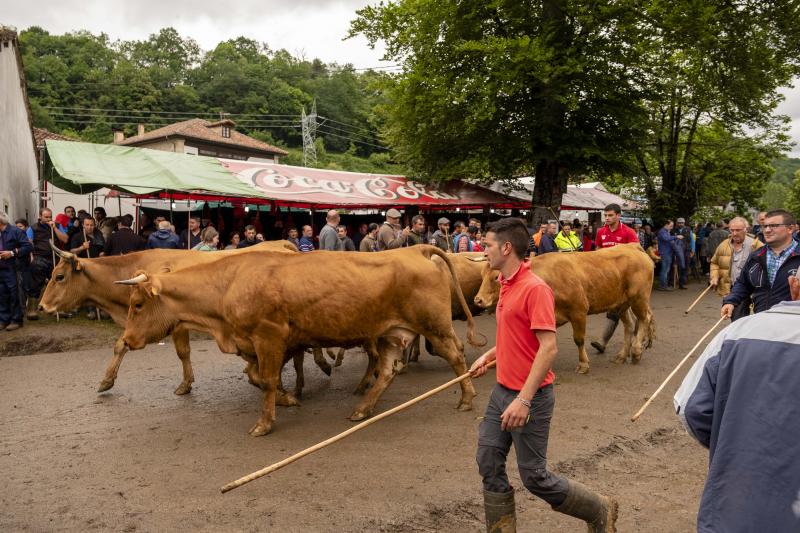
[[0, 26, 38, 221], [114, 118, 288, 163]]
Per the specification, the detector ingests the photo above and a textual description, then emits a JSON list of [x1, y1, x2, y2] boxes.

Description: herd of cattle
[[38, 240, 655, 437]]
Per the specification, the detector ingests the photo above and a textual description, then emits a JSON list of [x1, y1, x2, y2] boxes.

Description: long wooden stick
[[83, 228, 102, 322], [631, 317, 726, 422], [49, 229, 59, 323], [220, 361, 496, 494], [684, 285, 712, 314]]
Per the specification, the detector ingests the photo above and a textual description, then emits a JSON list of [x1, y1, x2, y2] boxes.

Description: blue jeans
[[659, 251, 673, 288], [0, 268, 23, 325]]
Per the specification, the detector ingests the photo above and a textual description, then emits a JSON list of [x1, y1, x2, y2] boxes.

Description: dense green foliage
[[352, 0, 800, 222], [20, 26, 394, 169]]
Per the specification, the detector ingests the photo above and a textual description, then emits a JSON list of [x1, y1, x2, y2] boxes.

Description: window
[[222, 126, 231, 138]]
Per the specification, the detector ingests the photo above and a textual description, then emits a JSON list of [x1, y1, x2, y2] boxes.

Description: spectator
[[194, 227, 220, 251], [93, 207, 107, 228], [469, 226, 483, 252], [14, 219, 33, 313], [753, 210, 767, 243], [469, 217, 617, 532], [581, 225, 595, 252], [554, 222, 583, 252], [468, 217, 482, 232], [225, 233, 241, 250], [237, 225, 259, 249], [595, 203, 639, 249], [377, 208, 409, 250], [69, 217, 105, 258], [336, 225, 356, 251], [24, 208, 69, 320], [139, 212, 156, 240], [285, 228, 300, 250], [179, 216, 202, 250], [697, 222, 714, 275], [0, 211, 33, 331], [318, 210, 341, 251], [104, 214, 145, 256], [672, 217, 692, 289], [298, 225, 315, 253], [353, 223, 368, 250], [256, 233, 265, 242], [429, 217, 453, 252], [709, 217, 763, 321], [15, 218, 33, 242], [721, 209, 800, 318], [406, 215, 427, 246], [146, 220, 181, 250], [538, 222, 558, 254], [704, 222, 730, 268], [529, 223, 548, 256], [359, 223, 380, 252], [656, 220, 682, 291], [452, 221, 473, 252], [673, 270, 800, 533]]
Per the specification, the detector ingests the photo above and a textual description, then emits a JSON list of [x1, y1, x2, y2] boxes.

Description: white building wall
[[0, 30, 38, 221]]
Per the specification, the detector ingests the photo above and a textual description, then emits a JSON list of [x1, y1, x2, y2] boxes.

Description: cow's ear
[[73, 258, 83, 271], [149, 277, 163, 296]]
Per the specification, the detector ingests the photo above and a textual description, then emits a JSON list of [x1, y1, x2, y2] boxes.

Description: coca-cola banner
[[220, 160, 524, 208]]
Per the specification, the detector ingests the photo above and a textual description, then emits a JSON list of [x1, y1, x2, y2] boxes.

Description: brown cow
[[119, 245, 483, 436], [473, 244, 655, 373], [39, 240, 316, 403]]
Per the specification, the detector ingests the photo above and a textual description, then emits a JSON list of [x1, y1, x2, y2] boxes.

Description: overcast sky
[[3, 0, 799, 156]]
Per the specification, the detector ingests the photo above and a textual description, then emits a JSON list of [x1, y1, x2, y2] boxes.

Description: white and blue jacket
[[674, 301, 800, 532]]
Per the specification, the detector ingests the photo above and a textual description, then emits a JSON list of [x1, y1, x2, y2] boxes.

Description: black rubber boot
[[483, 489, 516, 533], [553, 480, 618, 533], [590, 318, 617, 353]]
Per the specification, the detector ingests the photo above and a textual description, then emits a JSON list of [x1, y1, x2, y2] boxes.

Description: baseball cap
[[438, 217, 450, 225], [386, 208, 402, 218], [677, 217, 686, 223]]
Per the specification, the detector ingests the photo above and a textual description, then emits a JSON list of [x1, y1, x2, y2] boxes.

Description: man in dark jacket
[[722, 209, 800, 318], [26, 208, 69, 320], [336, 225, 356, 251], [179, 216, 202, 250], [675, 270, 800, 533], [146, 221, 181, 250], [104, 215, 145, 256], [0, 211, 33, 331], [672, 217, 693, 289], [69, 217, 105, 258], [538, 222, 558, 254], [237, 225, 259, 249]]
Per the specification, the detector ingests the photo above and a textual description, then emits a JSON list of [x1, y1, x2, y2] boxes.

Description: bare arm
[[500, 330, 557, 431]]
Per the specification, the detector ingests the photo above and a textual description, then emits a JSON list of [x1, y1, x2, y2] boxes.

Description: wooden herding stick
[[220, 361, 496, 493], [685, 285, 712, 314], [48, 230, 59, 322], [631, 316, 726, 422], [83, 228, 101, 321]]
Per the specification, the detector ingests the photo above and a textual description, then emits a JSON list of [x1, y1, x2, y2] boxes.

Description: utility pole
[[301, 99, 317, 167]]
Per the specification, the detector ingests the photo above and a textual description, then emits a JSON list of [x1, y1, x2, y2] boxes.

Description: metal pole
[[49, 227, 59, 322]]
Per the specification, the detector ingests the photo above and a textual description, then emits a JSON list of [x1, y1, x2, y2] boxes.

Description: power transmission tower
[[301, 100, 317, 166]]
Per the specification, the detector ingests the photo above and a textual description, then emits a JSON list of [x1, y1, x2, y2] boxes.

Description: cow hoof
[[590, 341, 606, 354], [248, 422, 272, 437], [349, 410, 370, 422], [612, 355, 627, 365], [320, 363, 332, 377], [575, 363, 590, 374], [276, 393, 300, 407], [456, 401, 473, 412], [174, 383, 192, 395], [97, 379, 115, 393], [631, 353, 642, 364]]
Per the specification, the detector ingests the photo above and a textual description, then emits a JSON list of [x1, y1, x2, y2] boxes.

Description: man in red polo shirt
[[470, 217, 618, 532], [591, 203, 641, 355]]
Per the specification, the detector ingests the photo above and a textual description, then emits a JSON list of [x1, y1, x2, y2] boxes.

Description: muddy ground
[[0, 283, 721, 532]]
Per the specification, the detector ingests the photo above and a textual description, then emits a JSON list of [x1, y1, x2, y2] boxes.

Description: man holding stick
[[674, 270, 800, 532], [470, 217, 617, 532]]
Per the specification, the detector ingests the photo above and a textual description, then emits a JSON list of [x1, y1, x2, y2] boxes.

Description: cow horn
[[49, 240, 75, 260], [114, 273, 149, 285], [466, 256, 488, 262]]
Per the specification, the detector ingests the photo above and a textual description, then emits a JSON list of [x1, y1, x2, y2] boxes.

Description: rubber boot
[[553, 480, 618, 533], [483, 489, 516, 533], [590, 318, 617, 353], [26, 297, 39, 321]]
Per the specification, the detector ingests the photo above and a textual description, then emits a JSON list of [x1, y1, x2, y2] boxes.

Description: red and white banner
[[220, 160, 524, 208]]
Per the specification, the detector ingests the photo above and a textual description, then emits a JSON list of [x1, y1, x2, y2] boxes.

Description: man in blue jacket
[[0, 211, 34, 331], [656, 219, 684, 290], [674, 270, 800, 532], [146, 220, 181, 249], [721, 209, 800, 319]]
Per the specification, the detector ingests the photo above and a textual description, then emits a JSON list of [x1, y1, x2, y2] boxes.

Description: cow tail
[[645, 311, 656, 349], [419, 246, 487, 348]]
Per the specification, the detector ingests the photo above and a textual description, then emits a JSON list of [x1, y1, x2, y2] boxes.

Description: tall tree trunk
[[530, 160, 569, 225]]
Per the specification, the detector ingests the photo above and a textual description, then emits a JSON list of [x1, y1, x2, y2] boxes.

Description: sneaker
[[4, 323, 21, 331]]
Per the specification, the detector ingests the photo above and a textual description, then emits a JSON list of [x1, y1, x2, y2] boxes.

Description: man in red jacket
[[591, 203, 640, 354]]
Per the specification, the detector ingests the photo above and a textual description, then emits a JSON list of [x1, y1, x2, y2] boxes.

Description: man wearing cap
[[672, 217, 693, 289], [377, 208, 410, 251], [430, 217, 453, 252], [674, 268, 800, 533]]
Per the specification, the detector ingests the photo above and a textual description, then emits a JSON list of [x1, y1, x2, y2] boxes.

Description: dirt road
[[0, 284, 720, 532]]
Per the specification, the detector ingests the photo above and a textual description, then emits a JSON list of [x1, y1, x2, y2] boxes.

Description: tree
[[351, 0, 648, 223], [788, 170, 800, 219]]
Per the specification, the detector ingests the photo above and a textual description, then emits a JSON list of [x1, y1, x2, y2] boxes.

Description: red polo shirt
[[495, 261, 557, 391], [595, 222, 639, 249]]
